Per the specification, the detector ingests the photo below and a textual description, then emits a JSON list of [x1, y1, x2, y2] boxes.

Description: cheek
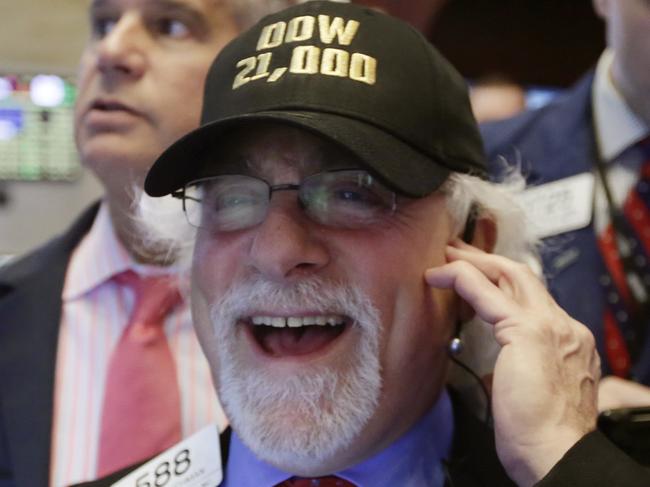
[[193, 231, 248, 301], [156, 54, 217, 140], [351, 242, 452, 353], [375, 281, 455, 422], [352, 231, 454, 389], [189, 280, 215, 351], [389, 277, 455, 359], [191, 237, 233, 357], [193, 235, 227, 296], [73, 51, 95, 125], [75, 50, 94, 97]]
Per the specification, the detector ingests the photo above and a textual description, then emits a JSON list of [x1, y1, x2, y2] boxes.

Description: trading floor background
[[0, 0, 604, 261]]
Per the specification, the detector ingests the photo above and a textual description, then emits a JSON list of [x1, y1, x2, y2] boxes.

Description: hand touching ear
[[426, 239, 600, 487]]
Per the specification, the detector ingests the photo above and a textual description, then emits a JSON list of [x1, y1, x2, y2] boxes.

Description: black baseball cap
[[145, 0, 486, 198]]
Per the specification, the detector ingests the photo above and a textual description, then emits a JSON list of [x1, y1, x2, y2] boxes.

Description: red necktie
[[598, 137, 650, 378], [97, 270, 182, 476], [276, 477, 356, 487]]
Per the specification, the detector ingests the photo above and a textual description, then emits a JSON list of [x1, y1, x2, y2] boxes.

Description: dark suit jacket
[[0, 203, 100, 487], [73, 391, 650, 487], [480, 72, 650, 383]]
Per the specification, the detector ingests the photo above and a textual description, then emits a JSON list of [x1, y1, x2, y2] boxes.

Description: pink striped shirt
[[49, 203, 227, 487]]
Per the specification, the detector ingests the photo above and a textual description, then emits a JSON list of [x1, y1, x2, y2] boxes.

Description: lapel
[[0, 203, 99, 487], [481, 71, 597, 184], [519, 74, 610, 368], [483, 73, 610, 370], [445, 391, 516, 487]]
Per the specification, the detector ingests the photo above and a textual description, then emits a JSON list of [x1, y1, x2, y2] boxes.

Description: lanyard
[[593, 148, 650, 371]]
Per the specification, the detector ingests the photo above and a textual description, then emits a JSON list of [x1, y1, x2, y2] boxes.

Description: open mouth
[[245, 314, 349, 357]]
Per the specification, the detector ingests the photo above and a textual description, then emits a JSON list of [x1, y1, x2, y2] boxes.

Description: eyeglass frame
[[170, 168, 400, 232]]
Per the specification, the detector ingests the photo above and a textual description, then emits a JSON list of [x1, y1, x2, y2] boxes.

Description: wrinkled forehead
[[202, 122, 366, 180]]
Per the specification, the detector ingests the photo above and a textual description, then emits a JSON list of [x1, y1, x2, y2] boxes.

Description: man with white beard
[[84, 1, 650, 486]]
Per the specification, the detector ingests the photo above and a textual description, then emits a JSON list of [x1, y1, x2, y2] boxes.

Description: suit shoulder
[[0, 203, 100, 295], [480, 109, 546, 153], [480, 72, 595, 161], [0, 236, 65, 297]]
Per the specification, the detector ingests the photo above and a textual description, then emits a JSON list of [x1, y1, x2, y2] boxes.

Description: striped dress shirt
[[49, 203, 227, 487]]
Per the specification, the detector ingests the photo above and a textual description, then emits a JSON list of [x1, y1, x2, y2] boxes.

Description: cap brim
[[145, 111, 451, 198]]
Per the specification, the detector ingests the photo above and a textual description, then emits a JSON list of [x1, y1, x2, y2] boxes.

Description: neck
[[106, 191, 176, 266], [610, 60, 650, 127]]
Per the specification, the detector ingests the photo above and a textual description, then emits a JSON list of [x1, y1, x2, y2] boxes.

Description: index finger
[[425, 257, 520, 325], [447, 240, 548, 306]]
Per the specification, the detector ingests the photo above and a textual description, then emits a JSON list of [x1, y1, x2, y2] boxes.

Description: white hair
[[440, 169, 541, 417], [131, 188, 196, 268], [133, 164, 540, 419]]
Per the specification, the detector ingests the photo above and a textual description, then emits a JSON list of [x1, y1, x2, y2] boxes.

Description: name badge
[[516, 172, 595, 239], [112, 424, 223, 487]]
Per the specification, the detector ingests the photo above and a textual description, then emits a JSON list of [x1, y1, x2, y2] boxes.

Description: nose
[[248, 198, 330, 282], [96, 13, 148, 80]]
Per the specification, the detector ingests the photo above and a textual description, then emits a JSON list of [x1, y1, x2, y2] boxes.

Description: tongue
[[260, 326, 344, 356]]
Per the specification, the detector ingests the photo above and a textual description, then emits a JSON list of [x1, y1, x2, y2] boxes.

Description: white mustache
[[211, 275, 377, 334]]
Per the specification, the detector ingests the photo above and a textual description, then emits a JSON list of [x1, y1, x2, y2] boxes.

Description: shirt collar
[[593, 48, 649, 162], [63, 201, 133, 300], [223, 389, 454, 487], [63, 201, 185, 300]]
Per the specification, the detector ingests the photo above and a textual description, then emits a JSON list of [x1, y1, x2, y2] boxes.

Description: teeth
[[250, 315, 345, 328], [286, 317, 301, 328]]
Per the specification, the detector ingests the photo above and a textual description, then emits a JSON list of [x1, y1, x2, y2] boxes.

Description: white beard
[[131, 185, 195, 266], [209, 276, 382, 471]]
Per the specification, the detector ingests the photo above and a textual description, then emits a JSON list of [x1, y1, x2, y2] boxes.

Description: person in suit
[[83, 2, 650, 485], [0, 1, 296, 486], [480, 0, 650, 411]]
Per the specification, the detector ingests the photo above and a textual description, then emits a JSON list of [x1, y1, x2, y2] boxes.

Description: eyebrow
[[90, 0, 212, 34], [143, 0, 208, 24], [91, 0, 202, 12]]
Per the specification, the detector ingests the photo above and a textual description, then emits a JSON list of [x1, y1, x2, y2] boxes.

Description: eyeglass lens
[[182, 170, 396, 232]]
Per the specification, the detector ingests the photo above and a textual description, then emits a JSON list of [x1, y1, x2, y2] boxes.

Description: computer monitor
[[0, 72, 80, 181]]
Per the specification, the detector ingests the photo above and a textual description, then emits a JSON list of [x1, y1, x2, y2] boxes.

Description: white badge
[[111, 424, 223, 487], [515, 172, 595, 239]]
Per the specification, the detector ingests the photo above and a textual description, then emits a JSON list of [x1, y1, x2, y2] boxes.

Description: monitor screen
[[0, 73, 80, 181]]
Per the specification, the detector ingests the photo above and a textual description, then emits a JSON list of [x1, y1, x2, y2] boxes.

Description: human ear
[[457, 215, 497, 322], [465, 215, 497, 253]]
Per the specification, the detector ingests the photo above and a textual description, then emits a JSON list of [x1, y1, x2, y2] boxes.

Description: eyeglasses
[[172, 169, 398, 232]]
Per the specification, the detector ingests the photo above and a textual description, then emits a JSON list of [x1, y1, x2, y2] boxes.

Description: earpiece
[[448, 321, 464, 356], [449, 212, 494, 426], [461, 202, 479, 244], [448, 319, 493, 425], [450, 204, 476, 357], [448, 336, 464, 356]]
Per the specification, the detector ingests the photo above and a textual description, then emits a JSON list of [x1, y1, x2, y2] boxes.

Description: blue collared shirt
[[222, 390, 454, 487]]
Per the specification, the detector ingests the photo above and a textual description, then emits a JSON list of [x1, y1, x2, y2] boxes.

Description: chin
[[78, 133, 157, 174], [223, 363, 379, 473], [208, 275, 384, 471]]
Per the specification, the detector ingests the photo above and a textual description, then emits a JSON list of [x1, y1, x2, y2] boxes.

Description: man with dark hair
[[84, 2, 650, 485]]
